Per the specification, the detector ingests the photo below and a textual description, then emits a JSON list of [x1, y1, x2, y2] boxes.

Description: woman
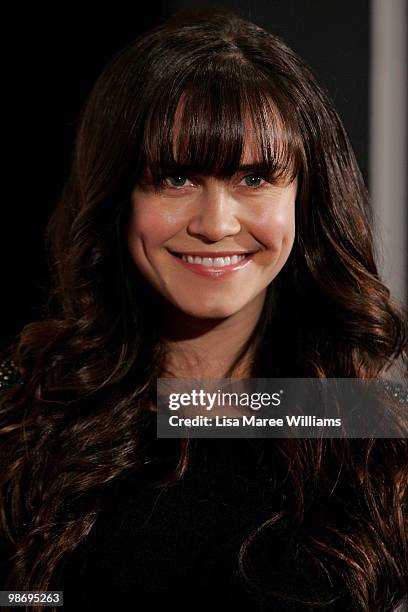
[[1, 10, 407, 612]]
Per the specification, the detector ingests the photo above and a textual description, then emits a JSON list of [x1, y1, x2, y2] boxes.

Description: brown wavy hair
[[1, 10, 407, 611]]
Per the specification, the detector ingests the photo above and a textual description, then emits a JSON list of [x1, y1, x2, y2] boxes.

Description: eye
[[240, 174, 267, 189], [163, 176, 194, 189]]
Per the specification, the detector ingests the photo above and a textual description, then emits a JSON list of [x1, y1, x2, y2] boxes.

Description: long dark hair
[[1, 10, 407, 611]]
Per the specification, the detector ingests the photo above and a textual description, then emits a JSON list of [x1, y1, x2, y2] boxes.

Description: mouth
[[167, 249, 256, 277], [169, 251, 254, 267]]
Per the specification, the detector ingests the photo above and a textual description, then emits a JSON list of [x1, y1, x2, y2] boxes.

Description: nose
[[186, 185, 242, 242]]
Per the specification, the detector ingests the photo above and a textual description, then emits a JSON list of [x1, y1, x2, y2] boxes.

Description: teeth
[[180, 254, 247, 267]]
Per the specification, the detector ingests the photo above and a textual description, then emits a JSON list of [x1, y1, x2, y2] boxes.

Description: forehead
[[171, 93, 289, 168]]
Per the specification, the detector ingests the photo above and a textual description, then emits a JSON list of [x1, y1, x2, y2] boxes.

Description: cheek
[[127, 202, 174, 251], [256, 208, 296, 253]]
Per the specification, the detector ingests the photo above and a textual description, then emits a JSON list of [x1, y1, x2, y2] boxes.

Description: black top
[[55, 437, 352, 611], [1, 358, 407, 611]]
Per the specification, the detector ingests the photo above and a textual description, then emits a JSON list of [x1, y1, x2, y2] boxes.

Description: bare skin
[[157, 288, 264, 378]]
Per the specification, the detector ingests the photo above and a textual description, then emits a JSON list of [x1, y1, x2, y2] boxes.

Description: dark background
[[2, 1, 370, 346]]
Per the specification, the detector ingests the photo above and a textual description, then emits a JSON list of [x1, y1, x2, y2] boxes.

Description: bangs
[[139, 66, 303, 187]]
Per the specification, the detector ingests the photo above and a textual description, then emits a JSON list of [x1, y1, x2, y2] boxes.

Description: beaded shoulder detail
[[0, 358, 23, 390], [381, 379, 408, 406]]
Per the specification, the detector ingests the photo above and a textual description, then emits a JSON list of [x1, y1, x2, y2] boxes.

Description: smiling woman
[[127, 167, 297, 377], [127, 155, 297, 327], [0, 9, 407, 612]]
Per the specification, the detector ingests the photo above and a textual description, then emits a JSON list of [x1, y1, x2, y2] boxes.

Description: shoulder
[[0, 357, 23, 391]]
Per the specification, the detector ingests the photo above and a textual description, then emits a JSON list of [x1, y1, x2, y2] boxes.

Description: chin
[[193, 309, 236, 319]]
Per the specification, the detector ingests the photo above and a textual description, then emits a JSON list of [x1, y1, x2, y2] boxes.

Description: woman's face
[[127, 136, 297, 320]]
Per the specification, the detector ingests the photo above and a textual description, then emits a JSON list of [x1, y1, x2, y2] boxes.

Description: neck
[[158, 291, 266, 378]]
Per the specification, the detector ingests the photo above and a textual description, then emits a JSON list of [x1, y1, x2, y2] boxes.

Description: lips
[[168, 249, 255, 278], [173, 252, 249, 267]]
